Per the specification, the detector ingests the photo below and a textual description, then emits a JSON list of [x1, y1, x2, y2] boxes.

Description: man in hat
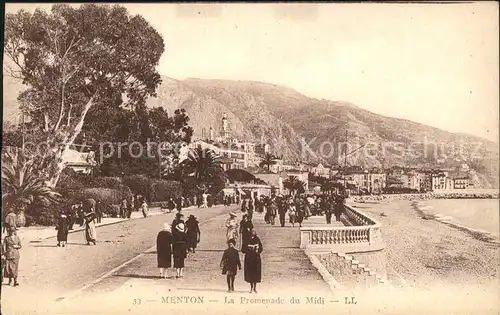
[[225, 212, 239, 242]]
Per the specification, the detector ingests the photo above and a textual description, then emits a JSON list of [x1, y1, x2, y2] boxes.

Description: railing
[[300, 205, 385, 253]]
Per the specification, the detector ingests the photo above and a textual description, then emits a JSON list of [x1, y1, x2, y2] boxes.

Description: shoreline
[[350, 191, 499, 203]]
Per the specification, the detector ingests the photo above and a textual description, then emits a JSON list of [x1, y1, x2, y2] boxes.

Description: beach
[[351, 199, 499, 294]]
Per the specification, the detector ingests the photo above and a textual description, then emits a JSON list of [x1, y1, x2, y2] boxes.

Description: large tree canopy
[[4, 4, 165, 186]]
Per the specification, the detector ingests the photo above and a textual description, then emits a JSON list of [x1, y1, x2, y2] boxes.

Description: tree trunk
[[46, 95, 96, 188]]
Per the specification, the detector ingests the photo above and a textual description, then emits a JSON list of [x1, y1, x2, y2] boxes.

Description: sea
[[420, 199, 499, 240]]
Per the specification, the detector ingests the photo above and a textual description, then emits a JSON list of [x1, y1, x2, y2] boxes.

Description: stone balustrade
[[300, 205, 385, 253]]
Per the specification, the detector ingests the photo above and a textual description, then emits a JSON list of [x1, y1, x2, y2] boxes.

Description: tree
[[83, 106, 193, 178], [181, 146, 227, 193], [2, 150, 60, 214], [283, 176, 306, 196], [259, 153, 277, 171], [4, 4, 164, 187]]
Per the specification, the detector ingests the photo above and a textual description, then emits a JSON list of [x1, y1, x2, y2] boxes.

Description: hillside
[[3, 76, 499, 187]]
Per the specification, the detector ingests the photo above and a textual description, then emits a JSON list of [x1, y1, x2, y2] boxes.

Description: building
[[431, 172, 447, 190], [310, 163, 330, 178], [452, 176, 470, 189], [334, 168, 386, 194]]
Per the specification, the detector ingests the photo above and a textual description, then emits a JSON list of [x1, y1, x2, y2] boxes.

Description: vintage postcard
[[1, 2, 499, 315]]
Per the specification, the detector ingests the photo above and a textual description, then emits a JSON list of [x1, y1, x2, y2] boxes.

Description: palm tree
[[2, 151, 60, 223], [283, 176, 306, 196], [259, 153, 277, 171], [181, 146, 227, 193]]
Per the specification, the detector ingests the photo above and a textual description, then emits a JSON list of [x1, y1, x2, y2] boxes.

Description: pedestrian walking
[[172, 213, 185, 237], [220, 239, 241, 292], [176, 196, 183, 212], [239, 214, 253, 254], [288, 202, 297, 227], [167, 198, 176, 213], [334, 195, 345, 222], [278, 199, 287, 227], [225, 212, 239, 242], [201, 193, 208, 208], [244, 229, 263, 293], [120, 199, 128, 219], [141, 200, 149, 218], [3, 227, 21, 286], [185, 215, 200, 254], [96, 201, 103, 224], [248, 199, 254, 220], [268, 200, 277, 225], [128, 196, 135, 218], [173, 223, 187, 278], [156, 223, 173, 279], [241, 198, 248, 213], [84, 211, 97, 245], [56, 213, 69, 247]]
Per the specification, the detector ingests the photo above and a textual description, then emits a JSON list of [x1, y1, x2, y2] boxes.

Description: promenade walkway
[[61, 211, 340, 314], [14, 207, 175, 243]]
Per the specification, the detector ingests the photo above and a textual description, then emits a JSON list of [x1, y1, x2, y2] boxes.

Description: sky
[[5, 3, 500, 142]]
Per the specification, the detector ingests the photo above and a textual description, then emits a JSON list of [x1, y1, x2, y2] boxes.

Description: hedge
[[151, 180, 182, 202], [81, 188, 129, 206], [123, 175, 154, 202]]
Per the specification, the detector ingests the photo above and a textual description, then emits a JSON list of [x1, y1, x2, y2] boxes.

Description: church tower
[[221, 113, 229, 140]]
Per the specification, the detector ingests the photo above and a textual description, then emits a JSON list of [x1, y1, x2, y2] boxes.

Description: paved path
[[1, 205, 231, 314], [52, 211, 341, 314], [2, 207, 354, 315], [14, 207, 170, 243]]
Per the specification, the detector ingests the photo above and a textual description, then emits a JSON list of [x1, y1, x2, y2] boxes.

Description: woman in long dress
[[172, 223, 188, 278], [244, 229, 263, 293], [156, 223, 173, 278], [84, 212, 97, 245], [185, 215, 201, 254], [56, 213, 69, 247], [3, 227, 21, 286], [225, 212, 239, 242], [239, 214, 253, 254]]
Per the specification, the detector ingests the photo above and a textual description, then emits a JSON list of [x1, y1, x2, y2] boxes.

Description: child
[[220, 238, 241, 292]]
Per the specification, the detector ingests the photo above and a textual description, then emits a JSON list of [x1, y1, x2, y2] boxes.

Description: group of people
[[156, 213, 201, 279], [223, 212, 263, 293], [239, 192, 347, 228], [55, 199, 99, 247]]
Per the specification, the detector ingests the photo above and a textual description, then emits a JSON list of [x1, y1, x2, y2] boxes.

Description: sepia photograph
[[1, 2, 499, 314]]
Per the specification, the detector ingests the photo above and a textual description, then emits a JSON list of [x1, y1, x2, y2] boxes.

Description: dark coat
[[244, 235, 263, 283], [156, 230, 173, 268], [56, 216, 69, 242], [221, 247, 241, 275], [172, 231, 187, 259], [239, 220, 254, 253], [185, 218, 200, 249]]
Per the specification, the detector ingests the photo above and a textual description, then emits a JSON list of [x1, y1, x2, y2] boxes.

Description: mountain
[[3, 75, 499, 187], [147, 77, 498, 187]]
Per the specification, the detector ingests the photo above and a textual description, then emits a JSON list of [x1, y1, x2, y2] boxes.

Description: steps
[[336, 252, 391, 287]]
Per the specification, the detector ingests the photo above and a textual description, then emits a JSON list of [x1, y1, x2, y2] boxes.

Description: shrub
[[81, 188, 124, 206], [151, 180, 182, 202], [55, 172, 85, 202], [89, 177, 132, 201], [123, 175, 154, 202], [92, 177, 123, 189]]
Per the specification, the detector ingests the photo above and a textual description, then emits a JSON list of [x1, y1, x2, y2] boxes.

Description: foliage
[[2, 150, 61, 213], [180, 146, 227, 193], [122, 174, 154, 202], [4, 4, 165, 187], [283, 176, 306, 196], [81, 188, 125, 206], [150, 180, 182, 201], [259, 153, 277, 170]]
